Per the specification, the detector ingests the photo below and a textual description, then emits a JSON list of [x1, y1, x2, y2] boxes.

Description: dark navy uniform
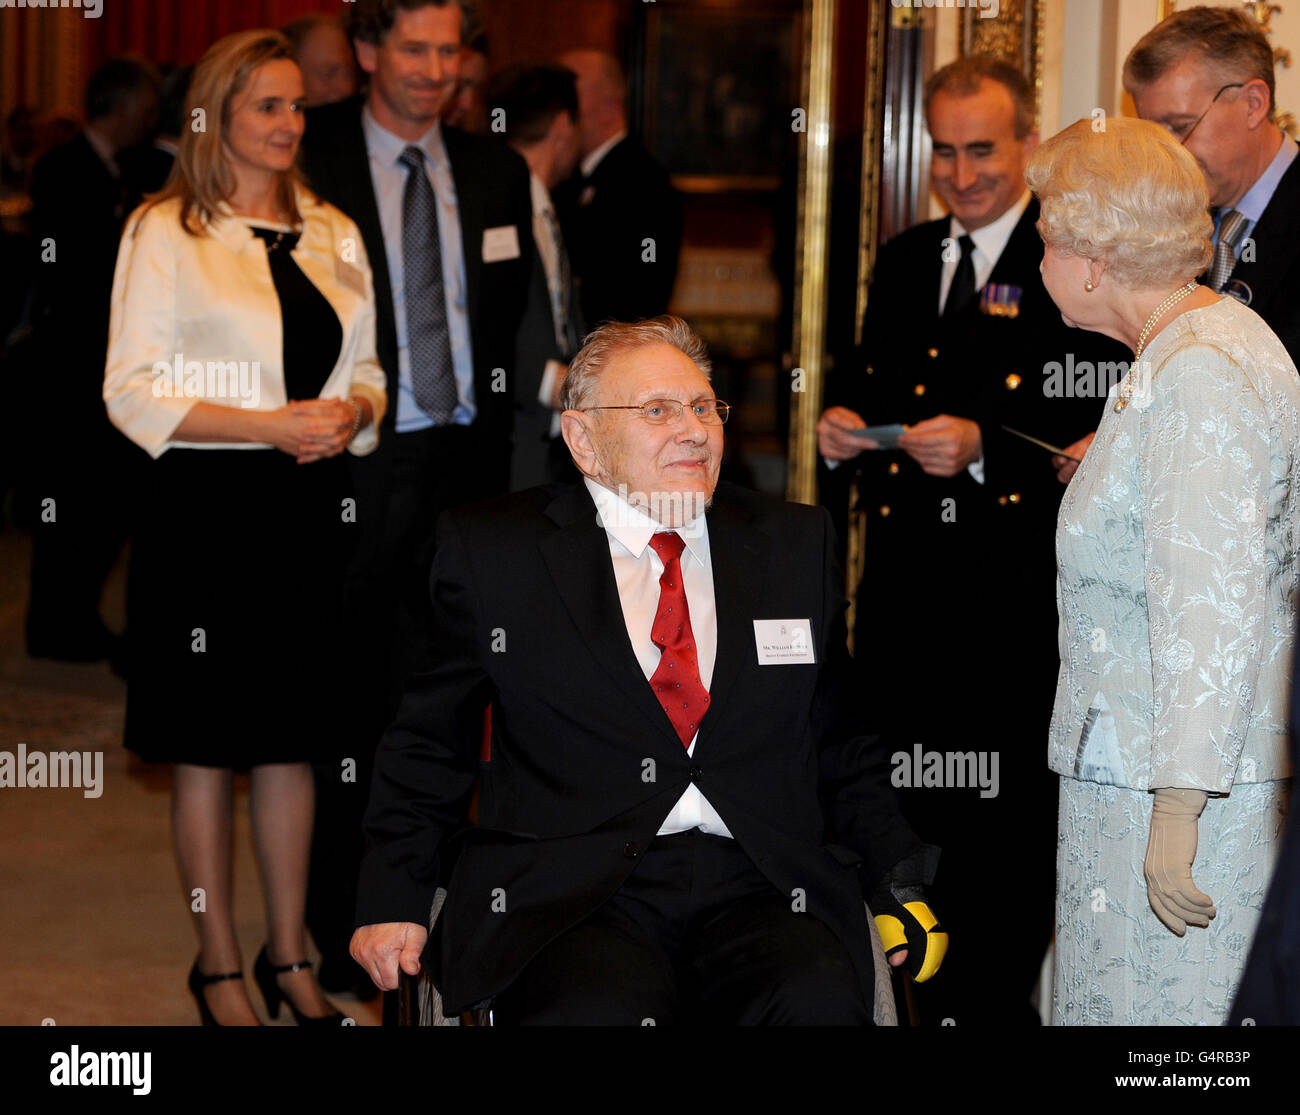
[[824, 197, 1130, 1025]]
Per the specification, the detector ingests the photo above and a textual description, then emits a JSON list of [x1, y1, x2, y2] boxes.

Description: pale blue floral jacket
[[1050, 298, 1300, 792]]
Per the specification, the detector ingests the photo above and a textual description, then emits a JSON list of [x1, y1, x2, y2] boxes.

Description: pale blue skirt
[[1052, 775, 1289, 1025]]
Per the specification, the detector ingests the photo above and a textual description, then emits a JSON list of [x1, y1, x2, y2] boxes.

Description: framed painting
[[636, 0, 804, 193]]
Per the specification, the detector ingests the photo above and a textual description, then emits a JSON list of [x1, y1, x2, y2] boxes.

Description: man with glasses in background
[[1054, 5, 1300, 483], [349, 316, 945, 1025], [1126, 5, 1299, 358]]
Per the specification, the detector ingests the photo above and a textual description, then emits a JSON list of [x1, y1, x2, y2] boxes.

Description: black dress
[[124, 224, 353, 769]]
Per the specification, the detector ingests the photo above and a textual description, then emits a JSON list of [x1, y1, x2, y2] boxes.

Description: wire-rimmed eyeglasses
[[1168, 82, 1244, 145], [580, 398, 732, 425]]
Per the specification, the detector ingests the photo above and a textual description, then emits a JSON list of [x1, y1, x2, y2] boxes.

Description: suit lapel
[[539, 485, 683, 751], [444, 126, 483, 353], [943, 200, 1040, 344], [927, 223, 947, 318], [985, 199, 1041, 287], [537, 484, 769, 755], [334, 102, 398, 408], [1231, 157, 1300, 312], [695, 491, 766, 745]]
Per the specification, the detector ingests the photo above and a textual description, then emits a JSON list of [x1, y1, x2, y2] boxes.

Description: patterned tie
[[399, 145, 458, 422], [542, 204, 574, 352], [1210, 208, 1248, 292], [647, 532, 710, 749], [943, 234, 977, 317]]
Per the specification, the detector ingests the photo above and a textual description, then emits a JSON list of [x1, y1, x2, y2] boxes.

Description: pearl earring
[[1084, 279, 1096, 292]]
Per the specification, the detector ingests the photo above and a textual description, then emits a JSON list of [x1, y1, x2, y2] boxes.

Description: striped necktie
[[1209, 209, 1249, 292]]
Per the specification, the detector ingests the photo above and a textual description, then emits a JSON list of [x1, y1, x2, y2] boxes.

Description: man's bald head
[[558, 49, 626, 157]]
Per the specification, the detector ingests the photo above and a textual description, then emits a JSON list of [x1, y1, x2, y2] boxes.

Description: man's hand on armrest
[[350, 922, 429, 991]]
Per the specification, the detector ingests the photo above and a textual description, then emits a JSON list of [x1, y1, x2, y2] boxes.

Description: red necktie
[[647, 532, 710, 749]]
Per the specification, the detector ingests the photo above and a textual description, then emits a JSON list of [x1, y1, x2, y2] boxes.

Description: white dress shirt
[[937, 188, 1032, 313], [1217, 133, 1299, 253], [584, 478, 733, 838], [362, 107, 475, 432]]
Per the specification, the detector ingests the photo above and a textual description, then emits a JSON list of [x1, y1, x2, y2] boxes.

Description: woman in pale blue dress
[[1024, 117, 1299, 1024]]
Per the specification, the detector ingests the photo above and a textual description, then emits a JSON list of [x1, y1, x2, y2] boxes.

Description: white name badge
[[753, 619, 816, 665], [482, 224, 521, 263]]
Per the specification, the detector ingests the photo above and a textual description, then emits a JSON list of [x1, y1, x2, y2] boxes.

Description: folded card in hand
[[846, 423, 907, 449]]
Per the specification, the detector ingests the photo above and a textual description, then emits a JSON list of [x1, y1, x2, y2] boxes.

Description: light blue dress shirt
[[362, 106, 475, 431], [1214, 133, 1300, 257]]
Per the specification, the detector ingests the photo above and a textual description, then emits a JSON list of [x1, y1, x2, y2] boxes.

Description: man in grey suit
[[1056, 5, 1300, 483]]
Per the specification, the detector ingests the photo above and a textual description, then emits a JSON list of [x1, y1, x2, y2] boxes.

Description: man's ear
[[354, 40, 378, 76], [545, 111, 568, 151], [561, 410, 599, 479], [1242, 77, 1273, 130]]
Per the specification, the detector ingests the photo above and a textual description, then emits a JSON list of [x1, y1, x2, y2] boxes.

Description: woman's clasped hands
[[266, 398, 360, 463]]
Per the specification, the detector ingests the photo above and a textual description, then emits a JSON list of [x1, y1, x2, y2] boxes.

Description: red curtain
[[2, 0, 631, 124], [86, 0, 338, 74], [86, 0, 631, 78]]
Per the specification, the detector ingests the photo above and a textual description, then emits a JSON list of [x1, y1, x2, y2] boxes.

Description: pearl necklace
[[1113, 281, 1198, 412]]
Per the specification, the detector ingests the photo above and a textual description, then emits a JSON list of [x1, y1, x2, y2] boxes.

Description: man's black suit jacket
[[1220, 153, 1300, 364], [26, 131, 144, 475], [553, 135, 682, 327], [299, 97, 535, 496], [356, 480, 923, 1014], [30, 132, 136, 383], [826, 199, 1130, 734], [509, 247, 584, 491]]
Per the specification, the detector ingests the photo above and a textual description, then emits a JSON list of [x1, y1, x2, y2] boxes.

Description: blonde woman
[[1026, 117, 1299, 1025], [104, 29, 386, 1025]]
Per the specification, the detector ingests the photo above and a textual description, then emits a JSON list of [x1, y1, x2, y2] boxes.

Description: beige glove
[[1144, 787, 1216, 936]]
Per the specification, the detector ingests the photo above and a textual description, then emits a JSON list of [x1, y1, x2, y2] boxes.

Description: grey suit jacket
[[1050, 298, 1300, 792]]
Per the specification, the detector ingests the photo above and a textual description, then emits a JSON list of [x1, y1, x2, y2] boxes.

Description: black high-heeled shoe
[[253, 945, 344, 1026], [188, 960, 252, 1027]]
